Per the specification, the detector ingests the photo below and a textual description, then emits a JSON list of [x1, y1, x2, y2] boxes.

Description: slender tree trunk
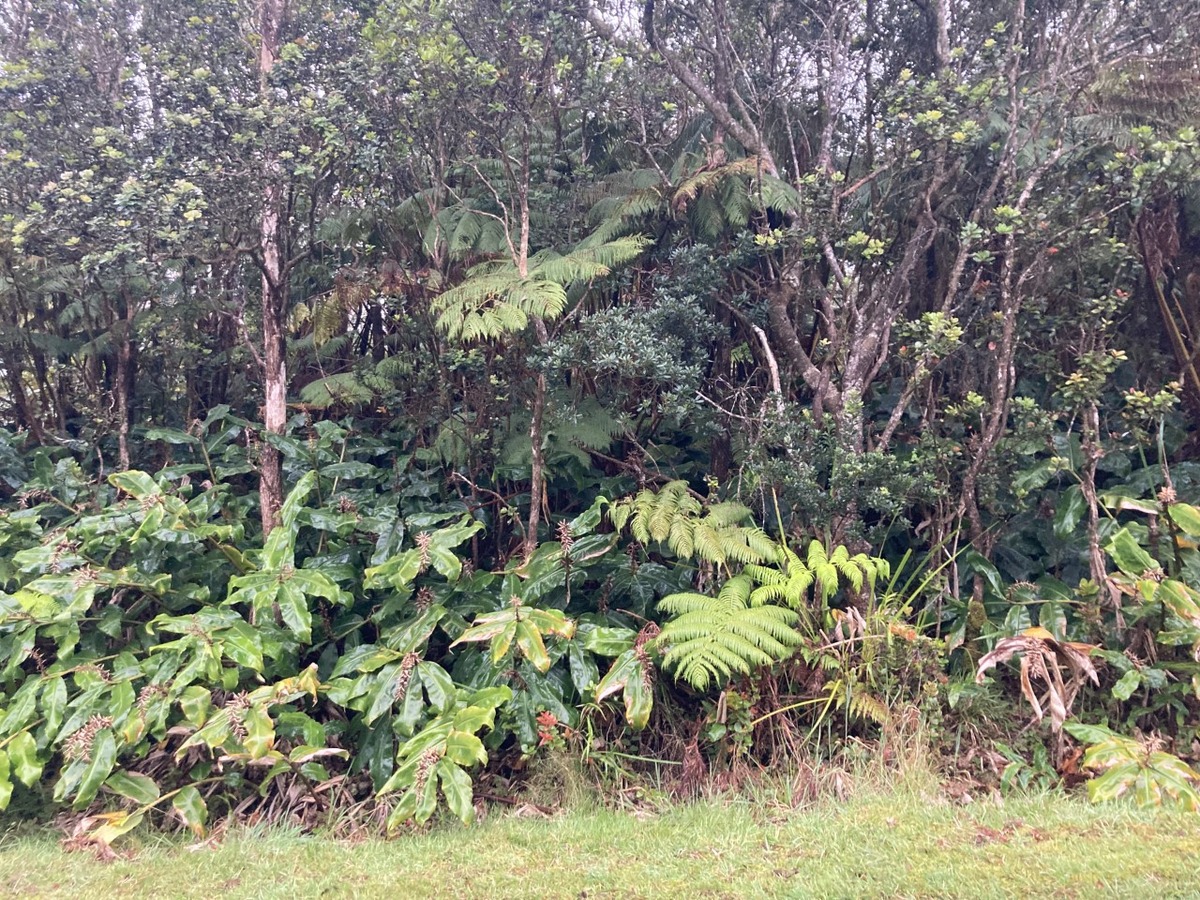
[[1080, 401, 1123, 632], [114, 291, 137, 471], [3, 363, 41, 443], [257, 0, 289, 534], [525, 368, 547, 562]]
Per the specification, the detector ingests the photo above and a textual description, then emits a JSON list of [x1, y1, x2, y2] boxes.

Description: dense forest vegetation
[[0, 0, 1198, 841]]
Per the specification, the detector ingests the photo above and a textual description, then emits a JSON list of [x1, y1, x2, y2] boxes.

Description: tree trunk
[[257, 0, 289, 534], [114, 291, 137, 471]]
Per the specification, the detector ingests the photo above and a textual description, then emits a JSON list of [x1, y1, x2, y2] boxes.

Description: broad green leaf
[[1106, 528, 1155, 577], [438, 759, 475, 824], [178, 686, 212, 726], [172, 785, 207, 836], [6, 731, 42, 787], [364, 549, 423, 591], [1064, 721, 1120, 745], [262, 471, 318, 569], [1053, 485, 1086, 539], [277, 583, 312, 642], [385, 788, 419, 833], [1088, 760, 1140, 803], [243, 706, 276, 759], [417, 662, 455, 714], [1012, 460, 1055, 496], [466, 686, 512, 711], [1099, 492, 1159, 514], [0, 752, 11, 811], [108, 470, 161, 500], [444, 730, 487, 767], [414, 768, 440, 823], [1169, 503, 1200, 537], [331, 644, 403, 678], [1146, 753, 1200, 811], [451, 705, 497, 736], [427, 517, 485, 580], [1037, 599, 1068, 641], [567, 640, 600, 696], [105, 771, 160, 806], [385, 606, 448, 655], [143, 426, 200, 445], [453, 609, 518, 646], [42, 676, 67, 738], [219, 621, 264, 671], [581, 625, 636, 657], [514, 620, 551, 673], [595, 648, 654, 730], [1112, 669, 1141, 701], [0, 679, 39, 733], [396, 677, 425, 737], [74, 729, 118, 808], [365, 665, 404, 725], [1158, 579, 1200, 627]]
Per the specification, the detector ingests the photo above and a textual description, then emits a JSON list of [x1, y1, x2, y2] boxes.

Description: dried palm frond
[[975, 626, 1099, 737]]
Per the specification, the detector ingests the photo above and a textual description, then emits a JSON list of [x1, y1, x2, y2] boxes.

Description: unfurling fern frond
[[657, 575, 801, 690]]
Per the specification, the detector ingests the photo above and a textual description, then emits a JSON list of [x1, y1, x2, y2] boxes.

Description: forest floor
[[2, 783, 1199, 899]]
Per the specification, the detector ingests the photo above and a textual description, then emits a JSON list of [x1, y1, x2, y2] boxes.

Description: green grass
[[2, 788, 1199, 898]]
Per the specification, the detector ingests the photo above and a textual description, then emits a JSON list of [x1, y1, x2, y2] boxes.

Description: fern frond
[[432, 237, 647, 341], [657, 575, 801, 691], [668, 516, 695, 559], [848, 691, 891, 725], [532, 236, 649, 284], [583, 189, 665, 246], [690, 521, 727, 565], [738, 527, 778, 564], [299, 373, 374, 408], [613, 482, 772, 568], [672, 156, 762, 209], [755, 174, 803, 214], [717, 174, 751, 228], [704, 501, 753, 528]]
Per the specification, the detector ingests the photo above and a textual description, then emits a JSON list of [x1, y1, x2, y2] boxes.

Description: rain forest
[[0, 0, 1199, 857]]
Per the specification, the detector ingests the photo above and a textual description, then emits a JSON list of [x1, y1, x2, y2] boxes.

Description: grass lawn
[[2, 787, 1198, 898]]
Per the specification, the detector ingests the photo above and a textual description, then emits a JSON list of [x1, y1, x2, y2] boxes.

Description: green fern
[[657, 575, 801, 690], [432, 237, 648, 341], [746, 540, 889, 608], [299, 372, 373, 409], [754, 174, 803, 215], [611, 480, 774, 569], [847, 689, 891, 726]]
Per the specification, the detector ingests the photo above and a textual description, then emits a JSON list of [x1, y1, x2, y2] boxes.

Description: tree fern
[[432, 236, 648, 341], [671, 156, 762, 210], [299, 372, 374, 409], [745, 540, 889, 609], [755, 174, 803, 215], [582, 189, 665, 246], [611, 480, 774, 569], [657, 575, 801, 690]]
